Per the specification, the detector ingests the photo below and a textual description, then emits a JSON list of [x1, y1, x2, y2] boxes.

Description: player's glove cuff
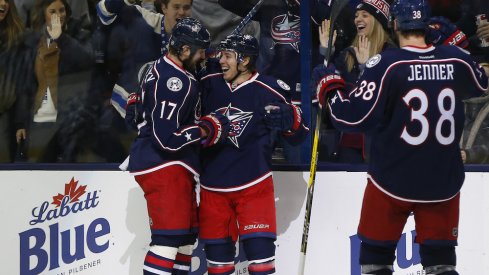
[[125, 92, 142, 130], [427, 16, 469, 49], [126, 92, 140, 108], [316, 74, 345, 108], [198, 113, 230, 147], [444, 29, 469, 48]]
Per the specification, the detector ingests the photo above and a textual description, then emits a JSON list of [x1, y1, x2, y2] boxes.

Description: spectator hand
[[16, 129, 26, 144], [319, 19, 337, 49], [47, 14, 62, 40], [476, 20, 489, 46], [426, 16, 468, 48], [461, 150, 467, 163], [198, 113, 231, 147], [264, 102, 302, 132], [313, 64, 345, 108], [354, 35, 371, 64]]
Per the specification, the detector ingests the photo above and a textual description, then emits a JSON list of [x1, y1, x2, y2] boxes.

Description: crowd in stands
[[0, 0, 488, 164]]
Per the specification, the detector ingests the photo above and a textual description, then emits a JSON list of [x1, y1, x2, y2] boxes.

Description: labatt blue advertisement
[[19, 177, 109, 274], [1, 171, 488, 274]]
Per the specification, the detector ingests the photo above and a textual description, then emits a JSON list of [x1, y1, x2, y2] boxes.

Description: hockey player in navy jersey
[[198, 34, 309, 275], [125, 18, 230, 275], [314, 0, 488, 274]]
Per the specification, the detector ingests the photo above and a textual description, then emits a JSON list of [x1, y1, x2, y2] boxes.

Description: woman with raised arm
[[317, 0, 394, 163], [16, 0, 93, 162]]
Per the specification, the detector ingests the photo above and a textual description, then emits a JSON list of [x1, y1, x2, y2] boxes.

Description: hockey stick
[[298, 0, 349, 274], [230, 0, 264, 35]]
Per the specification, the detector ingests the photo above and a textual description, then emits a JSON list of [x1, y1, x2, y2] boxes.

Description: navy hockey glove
[[264, 102, 302, 132], [426, 16, 469, 49], [198, 113, 231, 147], [313, 64, 345, 109], [125, 92, 141, 130]]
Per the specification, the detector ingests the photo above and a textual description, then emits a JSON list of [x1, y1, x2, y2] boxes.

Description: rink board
[[0, 170, 488, 275]]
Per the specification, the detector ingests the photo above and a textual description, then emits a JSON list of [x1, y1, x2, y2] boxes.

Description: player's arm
[[263, 80, 310, 146], [466, 56, 489, 97], [150, 76, 228, 151], [313, 61, 386, 133], [97, 0, 163, 33]]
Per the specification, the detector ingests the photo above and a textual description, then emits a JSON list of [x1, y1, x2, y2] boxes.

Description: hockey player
[[126, 18, 230, 275], [198, 34, 309, 275], [314, 0, 488, 274]]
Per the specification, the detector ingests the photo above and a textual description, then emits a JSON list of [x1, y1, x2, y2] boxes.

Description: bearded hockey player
[[126, 18, 229, 275]]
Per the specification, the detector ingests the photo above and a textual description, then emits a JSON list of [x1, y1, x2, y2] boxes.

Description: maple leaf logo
[[51, 177, 87, 207]]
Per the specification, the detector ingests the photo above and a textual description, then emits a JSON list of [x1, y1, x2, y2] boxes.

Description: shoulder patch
[[277, 79, 290, 91], [366, 54, 382, 68], [167, 77, 183, 92]]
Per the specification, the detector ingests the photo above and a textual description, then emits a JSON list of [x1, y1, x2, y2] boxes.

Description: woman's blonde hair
[[346, 18, 391, 73], [0, 0, 26, 50]]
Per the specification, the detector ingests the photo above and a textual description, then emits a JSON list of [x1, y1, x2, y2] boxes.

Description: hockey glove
[[313, 64, 345, 109], [198, 113, 231, 147], [426, 16, 469, 49], [264, 102, 302, 132], [125, 92, 142, 130]]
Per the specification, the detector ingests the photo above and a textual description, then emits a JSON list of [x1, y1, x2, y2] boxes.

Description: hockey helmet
[[218, 34, 259, 63], [169, 17, 211, 51], [390, 0, 431, 31]]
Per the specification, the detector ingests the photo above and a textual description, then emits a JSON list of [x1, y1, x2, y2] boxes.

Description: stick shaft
[[230, 0, 265, 35], [298, 0, 349, 273]]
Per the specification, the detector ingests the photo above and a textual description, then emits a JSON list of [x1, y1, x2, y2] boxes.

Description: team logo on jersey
[[366, 54, 382, 68], [277, 79, 291, 91], [216, 104, 253, 148], [167, 77, 183, 92], [271, 13, 300, 52]]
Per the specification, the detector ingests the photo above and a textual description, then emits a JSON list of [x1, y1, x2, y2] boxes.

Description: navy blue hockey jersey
[[327, 45, 488, 201], [199, 61, 309, 191], [127, 56, 202, 176]]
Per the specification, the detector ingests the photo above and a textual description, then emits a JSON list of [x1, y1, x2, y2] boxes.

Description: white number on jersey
[[160, 100, 177, 120], [354, 80, 376, 100], [401, 88, 455, 145]]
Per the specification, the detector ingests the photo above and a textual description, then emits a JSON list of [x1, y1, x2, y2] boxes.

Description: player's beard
[[182, 58, 196, 73], [182, 51, 201, 74]]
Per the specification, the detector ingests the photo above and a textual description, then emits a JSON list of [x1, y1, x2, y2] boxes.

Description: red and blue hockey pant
[[135, 165, 198, 275], [199, 177, 277, 275], [357, 181, 459, 274]]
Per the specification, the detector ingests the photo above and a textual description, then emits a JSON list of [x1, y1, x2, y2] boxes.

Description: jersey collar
[[401, 44, 435, 53]]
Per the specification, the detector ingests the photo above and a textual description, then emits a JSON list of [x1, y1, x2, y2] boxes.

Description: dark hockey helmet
[[390, 0, 431, 31], [217, 34, 259, 63], [169, 17, 211, 51]]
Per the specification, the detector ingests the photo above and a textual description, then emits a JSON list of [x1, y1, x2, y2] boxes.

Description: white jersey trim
[[401, 45, 435, 53], [201, 172, 273, 192], [200, 72, 223, 81], [130, 161, 199, 177], [367, 174, 459, 203]]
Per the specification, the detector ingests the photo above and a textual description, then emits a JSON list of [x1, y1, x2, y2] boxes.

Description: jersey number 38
[[401, 88, 455, 146]]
